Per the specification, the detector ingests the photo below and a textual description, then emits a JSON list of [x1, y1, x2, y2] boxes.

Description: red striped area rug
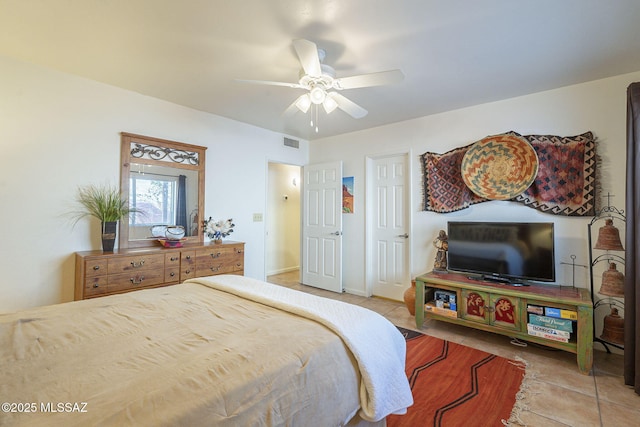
[[388, 328, 527, 427]]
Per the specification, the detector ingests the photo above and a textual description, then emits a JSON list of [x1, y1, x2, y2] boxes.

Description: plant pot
[[213, 239, 223, 244], [102, 221, 117, 252]]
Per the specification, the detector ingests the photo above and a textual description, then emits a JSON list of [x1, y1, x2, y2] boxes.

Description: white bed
[[0, 275, 412, 426]]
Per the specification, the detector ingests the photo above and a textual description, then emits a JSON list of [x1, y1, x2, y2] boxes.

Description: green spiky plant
[[70, 183, 138, 225]]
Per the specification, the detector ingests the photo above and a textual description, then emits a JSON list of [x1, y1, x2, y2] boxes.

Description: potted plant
[[71, 184, 139, 252]]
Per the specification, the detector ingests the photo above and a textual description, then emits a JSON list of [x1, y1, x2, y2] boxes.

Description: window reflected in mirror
[[120, 133, 206, 248], [128, 163, 200, 239]]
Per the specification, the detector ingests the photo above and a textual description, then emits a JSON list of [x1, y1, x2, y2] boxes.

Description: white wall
[[0, 55, 308, 312], [266, 163, 301, 275], [310, 71, 639, 313]]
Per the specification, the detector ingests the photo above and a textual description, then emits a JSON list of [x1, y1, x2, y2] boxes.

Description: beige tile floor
[[267, 271, 640, 427]]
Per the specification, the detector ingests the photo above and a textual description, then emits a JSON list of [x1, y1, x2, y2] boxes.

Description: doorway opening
[[266, 162, 301, 283]]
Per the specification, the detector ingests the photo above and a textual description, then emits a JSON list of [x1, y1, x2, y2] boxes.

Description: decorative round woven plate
[[461, 134, 539, 200]]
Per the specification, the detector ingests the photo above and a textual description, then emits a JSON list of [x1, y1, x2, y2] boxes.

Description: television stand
[[414, 271, 594, 374]]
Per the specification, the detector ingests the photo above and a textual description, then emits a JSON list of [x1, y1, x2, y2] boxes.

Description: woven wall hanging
[[421, 131, 597, 215], [461, 133, 539, 200]]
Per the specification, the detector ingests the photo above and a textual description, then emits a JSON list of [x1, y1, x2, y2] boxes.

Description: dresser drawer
[[85, 259, 108, 278], [108, 269, 166, 293], [165, 252, 181, 266], [195, 262, 237, 277], [195, 246, 237, 277], [84, 276, 109, 297], [165, 267, 180, 283], [230, 251, 244, 271], [180, 250, 196, 280], [108, 253, 165, 274], [195, 246, 231, 260], [164, 252, 181, 282]]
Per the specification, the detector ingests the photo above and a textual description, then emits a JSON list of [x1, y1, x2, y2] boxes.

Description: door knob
[[397, 233, 409, 238], [330, 231, 343, 236]]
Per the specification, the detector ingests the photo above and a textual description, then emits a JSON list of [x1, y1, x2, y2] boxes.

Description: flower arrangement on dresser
[[203, 217, 235, 243]]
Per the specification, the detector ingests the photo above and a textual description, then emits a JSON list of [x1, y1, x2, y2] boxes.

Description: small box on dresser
[[75, 241, 245, 300]]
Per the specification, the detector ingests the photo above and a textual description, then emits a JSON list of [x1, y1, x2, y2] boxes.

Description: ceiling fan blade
[[236, 79, 303, 89], [328, 92, 368, 119], [333, 69, 404, 90], [293, 39, 322, 77]]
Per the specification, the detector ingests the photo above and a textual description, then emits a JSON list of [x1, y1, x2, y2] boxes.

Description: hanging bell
[[600, 307, 624, 345], [598, 262, 625, 297], [594, 218, 625, 251]]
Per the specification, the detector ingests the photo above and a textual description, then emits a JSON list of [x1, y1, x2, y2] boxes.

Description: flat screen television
[[447, 221, 555, 284]]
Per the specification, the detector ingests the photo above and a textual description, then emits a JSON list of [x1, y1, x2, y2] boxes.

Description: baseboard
[[266, 266, 300, 276]]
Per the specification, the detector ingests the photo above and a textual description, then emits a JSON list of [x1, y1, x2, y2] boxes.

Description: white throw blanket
[[187, 275, 413, 422]]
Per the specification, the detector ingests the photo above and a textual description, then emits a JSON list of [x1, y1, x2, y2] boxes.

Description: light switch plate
[[253, 213, 263, 222]]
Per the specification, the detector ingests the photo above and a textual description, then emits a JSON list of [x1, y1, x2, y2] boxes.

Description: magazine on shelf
[[527, 324, 570, 342], [529, 314, 574, 332]]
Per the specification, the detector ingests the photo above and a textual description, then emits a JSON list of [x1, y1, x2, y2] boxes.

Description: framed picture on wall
[[343, 176, 354, 213]]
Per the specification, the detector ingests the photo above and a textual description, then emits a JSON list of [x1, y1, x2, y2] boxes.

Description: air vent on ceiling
[[283, 137, 299, 149]]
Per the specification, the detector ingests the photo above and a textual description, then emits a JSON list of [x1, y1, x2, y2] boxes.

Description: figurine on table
[[433, 229, 448, 273]]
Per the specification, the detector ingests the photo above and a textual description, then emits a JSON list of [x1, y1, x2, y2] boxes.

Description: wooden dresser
[[75, 241, 245, 300]]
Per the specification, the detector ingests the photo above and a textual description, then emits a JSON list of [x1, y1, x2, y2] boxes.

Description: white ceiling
[[2, 0, 640, 140]]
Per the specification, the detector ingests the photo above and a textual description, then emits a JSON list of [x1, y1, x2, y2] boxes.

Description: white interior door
[[301, 161, 343, 292], [369, 154, 410, 300]]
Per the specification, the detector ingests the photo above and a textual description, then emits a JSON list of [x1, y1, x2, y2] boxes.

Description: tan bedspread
[[0, 283, 364, 426]]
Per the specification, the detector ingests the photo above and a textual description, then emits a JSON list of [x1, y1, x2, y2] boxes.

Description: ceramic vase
[[102, 221, 117, 252], [403, 280, 416, 316]]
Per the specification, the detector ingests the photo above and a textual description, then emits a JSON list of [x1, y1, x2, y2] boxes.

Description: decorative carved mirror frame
[[119, 132, 206, 248]]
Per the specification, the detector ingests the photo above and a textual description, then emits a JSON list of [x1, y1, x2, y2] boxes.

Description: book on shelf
[[527, 324, 570, 342], [425, 302, 458, 318], [529, 314, 574, 332], [544, 307, 578, 320], [526, 304, 544, 315]]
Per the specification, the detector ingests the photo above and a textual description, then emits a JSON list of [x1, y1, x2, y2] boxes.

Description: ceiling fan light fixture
[[295, 94, 311, 113], [309, 86, 326, 104], [240, 39, 401, 123], [322, 95, 338, 114]]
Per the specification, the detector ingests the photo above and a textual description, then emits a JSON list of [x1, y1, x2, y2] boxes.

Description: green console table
[[415, 271, 594, 375]]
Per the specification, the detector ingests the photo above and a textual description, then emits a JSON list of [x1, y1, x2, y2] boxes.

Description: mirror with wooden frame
[[119, 132, 206, 248]]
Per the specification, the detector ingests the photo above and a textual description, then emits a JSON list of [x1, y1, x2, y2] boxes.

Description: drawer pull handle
[[170, 272, 175, 277], [131, 260, 145, 268], [185, 269, 191, 274], [170, 256, 179, 261], [93, 265, 100, 271], [130, 276, 145, 285], [210, 252, 221, 258], [210, 265, 222, 272], [93, 283, 100, 288], [186, 255, 191, 260]]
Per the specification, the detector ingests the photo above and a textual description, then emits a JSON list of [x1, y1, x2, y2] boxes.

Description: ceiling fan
[[238, 39, 404, 122]]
